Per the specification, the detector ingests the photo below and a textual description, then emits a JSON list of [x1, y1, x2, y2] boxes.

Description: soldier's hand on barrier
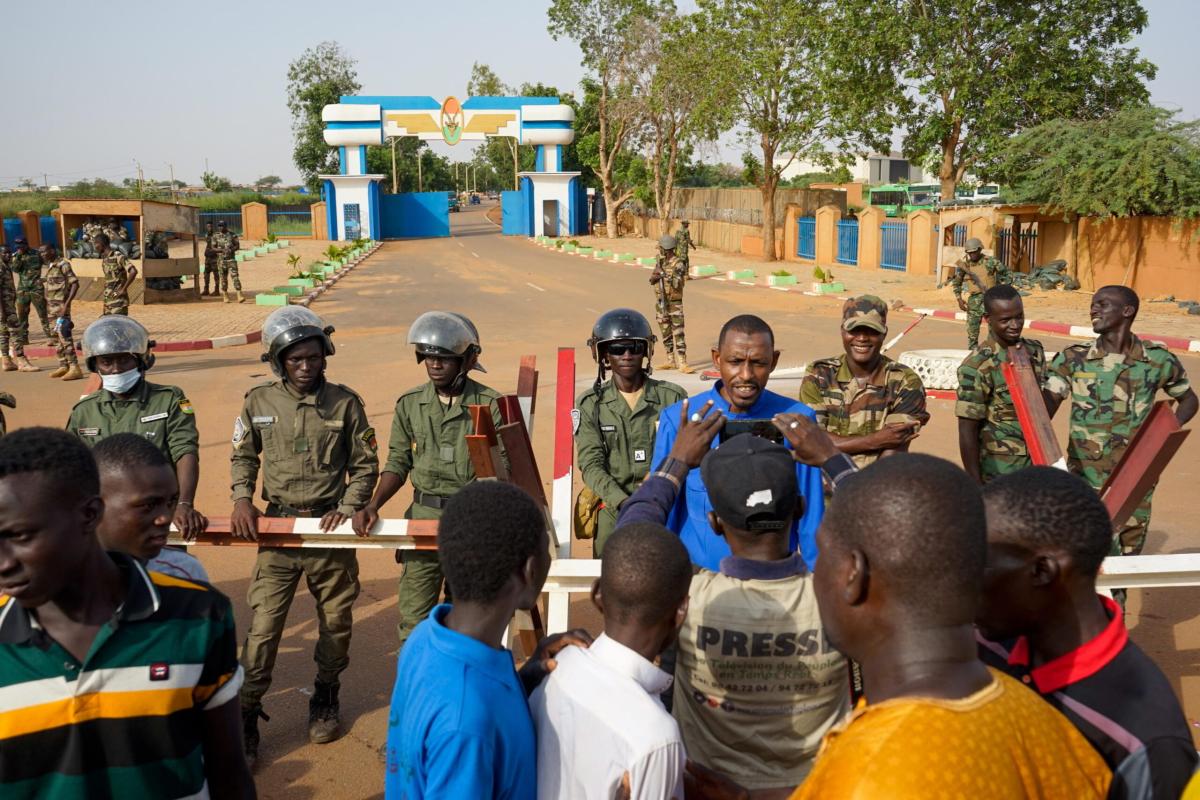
[[352, 504, 380, 537], [772, 413, 839, 466], [319, 510, 347, 533], [230, 499, 261, 542], [173, 502, 208, 542], [874, 421, 920, 449], [518, 628, 594, 696], [670, 399, 724, 467], [683, 760, 751, 800]]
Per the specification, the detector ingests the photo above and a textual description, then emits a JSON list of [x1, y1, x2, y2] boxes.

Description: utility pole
[[134, 159, 144, 196], [390, 137, 399, 193], [43, 173, 48, 190]]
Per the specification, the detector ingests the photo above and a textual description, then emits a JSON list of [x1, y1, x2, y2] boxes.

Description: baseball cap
[[842, 295, 888, 334], [700, 434, 798, 532]]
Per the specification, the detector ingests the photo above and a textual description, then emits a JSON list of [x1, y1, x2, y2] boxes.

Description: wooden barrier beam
[[1099, 401, 1191, 524]]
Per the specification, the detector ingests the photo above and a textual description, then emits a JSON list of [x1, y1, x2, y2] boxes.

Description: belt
[[414, 489, 449, 510], [266, 501, 339, 518]]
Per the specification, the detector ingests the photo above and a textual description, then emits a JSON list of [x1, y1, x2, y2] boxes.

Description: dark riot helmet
[[260, 307, 335, 376], [406, 311, 486, 372], [587, 308, 656, 365], [81, 316, 156, 372]]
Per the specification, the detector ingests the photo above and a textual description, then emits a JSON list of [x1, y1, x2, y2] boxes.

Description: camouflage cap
[[842, 294, 888, 333]]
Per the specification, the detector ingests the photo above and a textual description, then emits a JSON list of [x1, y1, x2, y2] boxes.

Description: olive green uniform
[[384, 378, 502, 644], [950, 255, 1011, 349], [575, 377, 687, 554], [231, 378, 379, 708], [67, 379, 198, 463]]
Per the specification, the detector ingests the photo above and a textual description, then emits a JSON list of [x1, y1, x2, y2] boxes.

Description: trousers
[[655, 287, 686, 363], [217, 257, 242, 292]]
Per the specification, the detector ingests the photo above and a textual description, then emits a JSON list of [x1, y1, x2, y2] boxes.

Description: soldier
[[67, 316, 207, 536], [203, 221, 217, 296], [38, 243, 83, 381], [213, 220, 244, 303], [800, 295, 929, 470], [0, 245, 26, 372], [95, 232, 138, 316], [230, 307, 378, 766], [676, 219, 695, 271], [951, 237, 1011, 349], [955, 285, 1046, 484], [11, 237, 54, 345], [1044, 285, 1197, 559], [351, 311, 501, 646], [650, 234, 692, 373], [576, 308, 686, 554], [144, 228, 169, 259]]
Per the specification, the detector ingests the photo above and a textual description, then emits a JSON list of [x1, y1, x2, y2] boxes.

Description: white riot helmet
[[260, 307, 335, 376], [81, 316, 155, 372], [406, 311, 485, 373]]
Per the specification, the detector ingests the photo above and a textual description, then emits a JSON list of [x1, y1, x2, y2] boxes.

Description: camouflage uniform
[[955, 336, 1046, 481], [212, 229, 242, 292], [101, 250, 133, 315], [951, 255, 1011, 349], [11, 249, 53, 343], [43, 258, 80, 369], [1044, 336, 1192, 555], [800, 354, 929, 470], [654, 250, 687, 365], [675, 226, 692, 269], [203, 229, 217, 293], [0, 256, 19, 358]]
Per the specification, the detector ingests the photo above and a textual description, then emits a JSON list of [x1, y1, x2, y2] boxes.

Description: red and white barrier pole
[[551, 347, 575, 558]]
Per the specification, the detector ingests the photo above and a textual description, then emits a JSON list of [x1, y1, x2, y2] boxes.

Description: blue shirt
[[649, 382, 825, 570], [385, 604, 537, 800]]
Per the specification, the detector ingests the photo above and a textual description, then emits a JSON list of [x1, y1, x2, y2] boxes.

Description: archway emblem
[[440, 96, 463, 145]]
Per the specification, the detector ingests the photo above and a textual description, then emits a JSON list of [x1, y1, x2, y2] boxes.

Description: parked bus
[[867, 184, 939, 217]]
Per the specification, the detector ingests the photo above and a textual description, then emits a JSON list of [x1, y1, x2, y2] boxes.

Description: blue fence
[[199, 211, 242, 234], [996, 228, 1038, 272], [881, 221, 908, 270], [796, 216, 816, 259], [836, 219, 859, 265], [267, 211, 311, 236], [951, 224, 966, 247]]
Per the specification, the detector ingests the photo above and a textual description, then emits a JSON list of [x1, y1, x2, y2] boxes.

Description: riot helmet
[[260, 307, 335, 376], [81, 316, 156, 372], [407, 311, 485, 372], [587, 308, 656, 365]]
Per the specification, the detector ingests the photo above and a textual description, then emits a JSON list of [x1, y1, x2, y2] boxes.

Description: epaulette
[[396, 384, 426, 403], [70, 391, 102, 410], [243, 381, 277, 398], [332, 382, 367, 405], [809, 356, 841, 371]]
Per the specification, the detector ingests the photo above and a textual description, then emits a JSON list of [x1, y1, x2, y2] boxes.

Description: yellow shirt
[[790, 669, 1111, 799]]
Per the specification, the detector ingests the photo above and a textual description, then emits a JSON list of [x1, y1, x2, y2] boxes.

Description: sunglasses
[[605, 341, 647, 357]]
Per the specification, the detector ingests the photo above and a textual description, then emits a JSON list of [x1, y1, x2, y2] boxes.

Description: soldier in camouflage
[[203, 222, 217, 296], [11, 238, 54, 345], [1044, 286, 1197, 558], [212, 220, 244, 303], [676, 219, 694, 271], [955, 285, 1045, 483], [650, 234, 692, 373], [951, 237, 1012, 349], [0, 245, 22, 372], [38, 243, 83, 381], [799, 295, 929, 471], [96, 233, 138, 316]]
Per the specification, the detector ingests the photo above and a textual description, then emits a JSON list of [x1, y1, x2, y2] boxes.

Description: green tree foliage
[[831, 0, 1155, 199], [287, 41, 362, 191], [255, 175, 283, 190], [201, 171, 233, 193], [365, 140, 455, 193]]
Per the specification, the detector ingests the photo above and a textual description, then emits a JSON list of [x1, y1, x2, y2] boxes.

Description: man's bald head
[[600, 522, 692, 628]]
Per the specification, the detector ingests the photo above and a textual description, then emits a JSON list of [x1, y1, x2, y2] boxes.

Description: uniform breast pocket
[[256, 424, 282, 461], [1070, 372, 1106, 415], [318, 431, 343, 471], [138, 413, 169, 447]]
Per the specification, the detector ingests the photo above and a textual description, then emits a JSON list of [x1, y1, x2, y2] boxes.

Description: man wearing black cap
[[619, 402, 852, 792]]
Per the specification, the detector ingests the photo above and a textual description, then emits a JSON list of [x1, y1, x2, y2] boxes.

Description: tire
[[898, 349, 972, 391]]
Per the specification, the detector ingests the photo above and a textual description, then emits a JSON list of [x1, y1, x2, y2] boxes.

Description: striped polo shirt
[[0, 552, 242, 799]]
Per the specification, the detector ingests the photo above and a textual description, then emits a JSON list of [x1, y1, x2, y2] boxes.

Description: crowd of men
[[0, 270, 1197, 798]]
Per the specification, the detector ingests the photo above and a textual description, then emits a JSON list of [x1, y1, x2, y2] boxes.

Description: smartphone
[[719, 418, 784, 445]]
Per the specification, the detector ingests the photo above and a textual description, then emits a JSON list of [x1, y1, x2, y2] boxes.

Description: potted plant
[[768, 269, 798, 287], [811, 266, 845, 293]]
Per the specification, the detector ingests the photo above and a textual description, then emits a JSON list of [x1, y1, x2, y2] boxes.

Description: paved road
[[6, 206, 1199, 797]]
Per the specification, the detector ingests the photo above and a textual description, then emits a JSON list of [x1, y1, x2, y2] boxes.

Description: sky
[[0, 0, 1194, 190]]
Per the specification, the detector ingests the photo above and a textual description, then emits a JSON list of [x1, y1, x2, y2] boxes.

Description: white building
[[777, 151, 924, 184]]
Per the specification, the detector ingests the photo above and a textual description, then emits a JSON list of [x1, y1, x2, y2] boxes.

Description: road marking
[[738, 281, 756, 286], [457, 242, 465, 248], [472, 251, 480, 258], [526, 282, 545, 292], [586, 308, 600, 314]]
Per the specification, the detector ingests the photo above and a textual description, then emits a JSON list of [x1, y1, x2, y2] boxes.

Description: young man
[[386, 481, 584, 800], [800, 295, 928, 469], [93, 433, 209, 582], [203, 221, 217, 295], [650, 234, 692, 373], [955, 284, 1046, 483], [231, 307, 378, 764], [1044, 286, 1197, 556], [0, 428, 254, 799], [531, 522, 693, 799], [353, 311, 503, 645], [211, 220, 244, 303], [576, 308, 686, 554], [10, 237, 54, 346], [651, 315, 824, 570], [621, 416, 851, 794], [68, 316, 207, 538], [977, 467, 1198, 799], [39, 243, 83, 381], [95, 232, 137, 316], [951, 237, 1011, 349]]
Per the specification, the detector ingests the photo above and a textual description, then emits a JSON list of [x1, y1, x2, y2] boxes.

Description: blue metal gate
[[880, 221, 908, 270], [836, 219, 859, 265], [797, 217, 816, 259], [379, 192, 450, 239], [501, 188, 529, 235]]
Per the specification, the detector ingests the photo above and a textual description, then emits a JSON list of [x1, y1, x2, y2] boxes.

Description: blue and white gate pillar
[[319, 102, 385, 241]]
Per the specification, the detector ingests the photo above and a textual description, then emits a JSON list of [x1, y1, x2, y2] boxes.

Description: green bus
[[867, 184, 939, 217]]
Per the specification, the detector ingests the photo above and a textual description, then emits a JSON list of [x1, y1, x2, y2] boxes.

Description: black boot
[[242, 704, 269, 770], [308, 680, 342, 744]]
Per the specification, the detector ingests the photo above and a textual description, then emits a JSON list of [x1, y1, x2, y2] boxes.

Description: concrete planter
[[811, 282, 846, 293], [287, 278, 315, 287], [241, 250, 255, 260], [234, 253, 245, 262], [614, 253, 635, 263], [563, 244, 578, 253], [637, 257, 656, 267], [691, 265, 718, 277], [593, 250, 612, 259], [727, 269, 756, 280], [266, 243, 280, 252], [273, 285, 305, 296], [768, 274, 798, 287], [576, 247, 593, 256], [278, 239, 290, 247], [256, 294, 288, 306]]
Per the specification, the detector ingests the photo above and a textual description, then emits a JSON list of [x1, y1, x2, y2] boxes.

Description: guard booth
[[57, 199, 202, 304]]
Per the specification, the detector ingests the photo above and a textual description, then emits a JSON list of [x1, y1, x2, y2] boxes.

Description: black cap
[[700, 434, 798, 532]]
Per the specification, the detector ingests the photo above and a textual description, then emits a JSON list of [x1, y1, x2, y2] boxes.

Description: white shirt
[[530, 634, 686, 800]]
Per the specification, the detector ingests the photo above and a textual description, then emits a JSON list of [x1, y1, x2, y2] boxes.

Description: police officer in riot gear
[[575, 308, 686, 554], [352, 311, 505, 646]]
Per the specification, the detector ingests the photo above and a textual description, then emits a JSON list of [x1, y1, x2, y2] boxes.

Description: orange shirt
[[790, 669, 1111, 799]]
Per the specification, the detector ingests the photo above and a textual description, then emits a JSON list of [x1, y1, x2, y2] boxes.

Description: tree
[[201, 171, 233, 193], [833, 0, 1155, 199], [255, 175, 283, 190], [467, 62, 521, 190], [549, 0, 667, 238], [287, 41, 362, 191]]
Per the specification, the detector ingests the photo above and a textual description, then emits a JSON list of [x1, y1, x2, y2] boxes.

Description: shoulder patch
[[361, 427, 378, 452], [232, 417, 246, 445], [571, 408, 581, 435], [178, 398, 194, 415]]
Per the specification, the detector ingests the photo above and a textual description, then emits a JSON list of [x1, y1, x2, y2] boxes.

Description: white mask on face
[[101, 367, 141, 394]]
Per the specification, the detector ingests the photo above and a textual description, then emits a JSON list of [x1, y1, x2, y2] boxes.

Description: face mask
[[101, 367, 141, 394]]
